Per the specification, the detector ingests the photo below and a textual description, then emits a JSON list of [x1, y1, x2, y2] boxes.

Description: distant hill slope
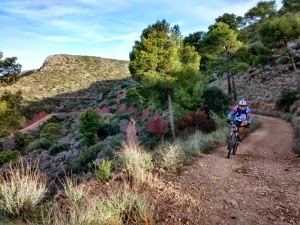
[[1, 54, 130, 100]]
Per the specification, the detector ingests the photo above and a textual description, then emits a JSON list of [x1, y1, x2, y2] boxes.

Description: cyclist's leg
[[239, 126, 247, 141], [234, 121, 242, 142]]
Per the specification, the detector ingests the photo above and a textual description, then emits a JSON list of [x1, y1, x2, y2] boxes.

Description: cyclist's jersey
[[230, 106, 252, 122]]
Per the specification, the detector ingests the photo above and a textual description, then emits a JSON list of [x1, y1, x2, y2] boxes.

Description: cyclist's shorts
[[234, 120, 243, 127]]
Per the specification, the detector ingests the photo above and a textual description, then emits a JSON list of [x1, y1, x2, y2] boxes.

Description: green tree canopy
[[0, 91, 25, 132], [259, 13, 300, 45], [281, 0, 300, 12], [183, 31, 206, 52], [249, 42, 273, 66], [244, 0, 277, 24], [203, 22, 242, 55], [0, 51, 22, 85], [129, 19, 201, 139], [215, 13, 245, 30]]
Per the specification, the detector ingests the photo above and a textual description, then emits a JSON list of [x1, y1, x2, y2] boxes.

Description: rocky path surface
[[149, 115, 300, 225]]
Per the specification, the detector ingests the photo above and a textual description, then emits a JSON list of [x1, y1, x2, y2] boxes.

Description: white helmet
[[239, 99, 247, 106]]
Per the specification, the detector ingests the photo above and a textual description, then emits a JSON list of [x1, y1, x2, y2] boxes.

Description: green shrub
[[13, 131, 26, 151], [210, 111, 228, 129], [0, 130, 9, 138], [97, 122, 119, 140], [24, 134, 35, 147], [26, 138, 52, 153], [77, 108, 103, 146], [124, 88, 143, 107], [202, 86, 231, 114], [49, 143, 69, 156], [63, 104, 73, 112], [68, 135, 123, 173], [102, 86, 112, 97], [0, 150, 20, 166], [40, 123, 60, 142], [94, 159, 112, 182], [276, 89, 300, 112]]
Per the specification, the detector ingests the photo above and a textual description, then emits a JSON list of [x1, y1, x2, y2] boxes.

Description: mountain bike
[[227, 122, 240, 159]]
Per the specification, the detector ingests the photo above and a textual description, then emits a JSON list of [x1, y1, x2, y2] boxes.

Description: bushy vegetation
[[0, 150, 20, 166], [94, 159, 112, 182], [202, 86, 231, 114], [276, 89, 300, 112], [176, 109, 216, 134], [68, 134, 123, 173], [77, 108, 103, 146], [26, 138, 52, 153], [49, 143, 69, 156], [0, 91, 25, 134], [40, 122, 60, 142]]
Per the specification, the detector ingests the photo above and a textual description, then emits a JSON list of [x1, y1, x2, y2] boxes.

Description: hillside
[[0, 54, 131, 101]]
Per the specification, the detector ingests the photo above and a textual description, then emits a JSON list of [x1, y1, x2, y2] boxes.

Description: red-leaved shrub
[[125, 106, 134, 114], [176, 109, 216, 134], [141, 107, 150, 118], [147, 113, 168, 138]]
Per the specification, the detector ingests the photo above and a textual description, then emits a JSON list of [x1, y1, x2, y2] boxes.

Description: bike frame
[[227, 122, 240, 158]]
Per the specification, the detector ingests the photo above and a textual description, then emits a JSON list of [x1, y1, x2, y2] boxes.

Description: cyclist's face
[[240, 105, 246, 109]]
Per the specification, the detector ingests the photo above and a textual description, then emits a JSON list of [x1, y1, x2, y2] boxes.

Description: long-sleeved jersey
[[227, 106, 253, 123]]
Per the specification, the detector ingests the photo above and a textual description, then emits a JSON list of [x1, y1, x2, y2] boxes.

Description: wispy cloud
[[0, 0, 283, 70]]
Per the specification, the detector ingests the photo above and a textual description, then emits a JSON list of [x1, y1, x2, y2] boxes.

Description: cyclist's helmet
[[239, 99, 247, 106]]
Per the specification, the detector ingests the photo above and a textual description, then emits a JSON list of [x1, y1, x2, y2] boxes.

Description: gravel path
[[150, 115, 300, 225]]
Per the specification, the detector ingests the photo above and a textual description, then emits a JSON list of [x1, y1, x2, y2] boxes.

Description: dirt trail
[[150, 115, 300, 225]]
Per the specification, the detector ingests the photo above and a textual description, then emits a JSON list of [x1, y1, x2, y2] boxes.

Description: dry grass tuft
[[0, 160, 47, 218]]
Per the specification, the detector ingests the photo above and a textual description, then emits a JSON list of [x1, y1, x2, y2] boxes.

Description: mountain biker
[[226, 99, 253, 143]]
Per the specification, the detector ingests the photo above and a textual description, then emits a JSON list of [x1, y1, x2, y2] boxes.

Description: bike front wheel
[[227, 134, 237, 159]]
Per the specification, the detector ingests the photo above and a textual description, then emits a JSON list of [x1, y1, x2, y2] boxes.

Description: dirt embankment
[[148, 115, 300, 225]]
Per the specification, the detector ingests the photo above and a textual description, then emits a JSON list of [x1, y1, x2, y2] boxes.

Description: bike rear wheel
[[227, 134, 237, 159]]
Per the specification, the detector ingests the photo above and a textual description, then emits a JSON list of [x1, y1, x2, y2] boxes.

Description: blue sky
[[0, 0, 282, 71]]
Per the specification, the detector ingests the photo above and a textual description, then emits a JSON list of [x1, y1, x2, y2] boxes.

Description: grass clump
[[0, 160, 47, 218], [178, 130, 215, 156], [62, 178, 86, 206], [159, 143, 185, 171], [118, 143, 155, 190]]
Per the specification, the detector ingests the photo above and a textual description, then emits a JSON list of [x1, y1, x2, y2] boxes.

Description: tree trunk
[[232, 74, 237, 101], [226, 53, 232, 95], [290, 55, 299, 90], [167, 92, 176, 141], [227, 73, 232, 95]]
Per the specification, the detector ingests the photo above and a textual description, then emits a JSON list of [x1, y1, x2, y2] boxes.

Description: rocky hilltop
[[1, 54, 131, 100]]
